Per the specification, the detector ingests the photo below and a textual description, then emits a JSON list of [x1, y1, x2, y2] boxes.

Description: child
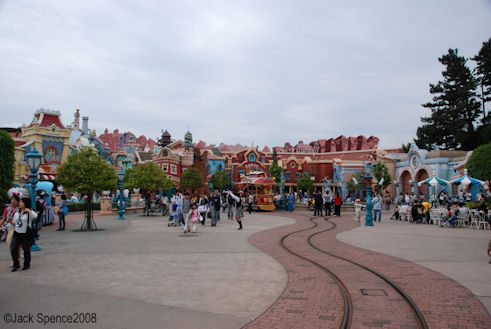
[[186, 203, 200, 233], [390, 205, 400, 220], [354, 199, 362, 222]]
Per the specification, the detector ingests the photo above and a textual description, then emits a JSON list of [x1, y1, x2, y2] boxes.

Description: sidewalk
[[0, 212, 294, 329], [337, 211, 491, 315]]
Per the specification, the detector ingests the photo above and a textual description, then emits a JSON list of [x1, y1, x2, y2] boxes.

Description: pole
[[118, 181, 125, 220], [30, 172, 41, 251], [364, 164, 374, 226]]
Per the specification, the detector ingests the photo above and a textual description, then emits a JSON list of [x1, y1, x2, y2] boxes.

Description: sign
[[125, 147, 136, 154]]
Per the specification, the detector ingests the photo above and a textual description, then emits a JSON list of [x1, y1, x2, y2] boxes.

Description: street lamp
[[280, 173, 286, 211], [117, 170, 125, 220], [26, 148, 43, 251], [364, 162, 374, 226]]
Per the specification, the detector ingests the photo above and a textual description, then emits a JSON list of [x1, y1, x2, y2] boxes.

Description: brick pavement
[[245, 211, 491, 329]]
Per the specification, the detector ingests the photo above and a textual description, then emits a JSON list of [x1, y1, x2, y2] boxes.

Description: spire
[[183, 130, 193, 148]]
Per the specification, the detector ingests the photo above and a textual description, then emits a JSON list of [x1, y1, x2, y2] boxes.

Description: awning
[[241, 177, 276, 186], [451, 169, 485, 186], [417, 176, 449, 187]]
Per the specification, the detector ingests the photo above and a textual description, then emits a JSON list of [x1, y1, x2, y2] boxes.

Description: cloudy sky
[[1, 0, 490, 149]]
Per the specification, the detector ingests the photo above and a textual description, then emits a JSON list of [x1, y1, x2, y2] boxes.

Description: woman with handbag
[[10, 197, 37, 271], [57, 193, 68, 231]]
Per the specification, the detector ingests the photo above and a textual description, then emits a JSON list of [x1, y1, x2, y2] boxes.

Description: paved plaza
[[0, 210, 490, 328]]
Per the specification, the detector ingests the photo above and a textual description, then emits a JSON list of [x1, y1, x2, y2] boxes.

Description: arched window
[[248, 153, 256, 162]]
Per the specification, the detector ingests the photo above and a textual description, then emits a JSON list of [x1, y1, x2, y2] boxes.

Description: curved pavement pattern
[[245, 211, 491, 329], [0, 212, 294, 329]]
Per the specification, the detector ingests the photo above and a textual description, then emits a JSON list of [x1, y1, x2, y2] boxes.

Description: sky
[[1, 0, 490, 149]]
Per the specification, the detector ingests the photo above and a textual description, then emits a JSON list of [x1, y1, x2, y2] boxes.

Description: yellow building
[[14, 109, 73, 185]]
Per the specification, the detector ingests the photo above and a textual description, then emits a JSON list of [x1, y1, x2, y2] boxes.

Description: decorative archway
[[415, 169, 429, 197], [400, 170, 412, 195]]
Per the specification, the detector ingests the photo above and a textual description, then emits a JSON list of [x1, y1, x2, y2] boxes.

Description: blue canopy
[[451, 169, 485, 186]]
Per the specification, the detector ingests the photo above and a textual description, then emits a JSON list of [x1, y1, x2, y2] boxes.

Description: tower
[[182, 130, 194, 167], [158, 129, 172, 147], [73, 109, 80, 130]]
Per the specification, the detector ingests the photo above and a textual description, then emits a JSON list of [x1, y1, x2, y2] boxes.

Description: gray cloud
[[1, 0, 490, 148]]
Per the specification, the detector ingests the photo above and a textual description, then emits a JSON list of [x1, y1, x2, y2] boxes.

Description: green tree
[[180, 168, 203, 193], [401, 142, 412, 153], [268, 162, 283, 191], [57, 148, 117, 230], [373, 162, 392, 193], [0, 130, 15, 203], [466, 142, 491, 182], [297, 173, 314, 192], [346, 171, 364, 193], [472, 38, 491, 143], [416, 48, 482, 150], [209, 170, 230, 191], [124, 162, 173, 195]]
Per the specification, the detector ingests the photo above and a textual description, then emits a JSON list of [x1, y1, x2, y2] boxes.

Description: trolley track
[[244, 213, 430, 329]]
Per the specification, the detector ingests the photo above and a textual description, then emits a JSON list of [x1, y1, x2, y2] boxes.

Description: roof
[[28, 109, 66, 130], [425, 150, 468, 159]]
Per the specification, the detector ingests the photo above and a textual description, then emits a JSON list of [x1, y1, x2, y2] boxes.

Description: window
[[261, 157, 265, 163], [162, 163, 168, 172], [290, 162, 296, 169], [248, 153, 256, 162], [170, 164, 177, 175], [239, 170, 245, 176]]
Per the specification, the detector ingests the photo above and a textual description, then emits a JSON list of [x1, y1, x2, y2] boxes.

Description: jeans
[[325, 203, 331, 216], [373, 209, 382, 222], [211, 208, 220, 226], [228, 205, 235, 219], [58, 213, 65, 230]]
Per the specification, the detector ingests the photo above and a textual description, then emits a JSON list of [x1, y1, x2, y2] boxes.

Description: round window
[[290, 162, 296, 168]]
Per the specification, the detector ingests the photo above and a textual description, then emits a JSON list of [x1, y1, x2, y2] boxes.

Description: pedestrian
[[227, 192, 235, 219], [1, 195, 19, 242], [198, 194, 209, 225], [247, 193, 254, 214], [323, 190, 332, 216], [210, 190, 221, 226], [354, 199, 362, 222], [228, 191, 244, 230], [10, 197, 37, 271], [373, 192, 382, 222], [287, 193, 295, 212], [35, 191, 47, 231], [385, 192, 391, 211], [488, 236, 491, 264], [334, 193, 342, 216], [57, 193, 68, 231], [185, 203, 199, 234], [181, 193, 191, 229], [314, 191, 323, 216]]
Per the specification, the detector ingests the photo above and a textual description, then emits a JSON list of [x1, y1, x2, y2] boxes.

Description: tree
[[124, 162, 173, 195], [180, 168, 203, 193], [0, 130, 15, 203], [473, 38, 491, 116], [346, 171, 364, 194], [268, 162, 283, 191], [401, 142, 412, 153], [373, 162, 392, 193], [466, 142, 491, 182], [415, 48, 482, 151], [209, 170, 230, 191], [297, 173, 314, 192], [57, 148, 117, 230], [472, 38, 491, 144]]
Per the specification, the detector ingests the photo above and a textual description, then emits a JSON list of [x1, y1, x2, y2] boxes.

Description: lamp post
[[280, 173, 286, 211], [26, 148, 43, 251], [364, 162, 374, 226], [117, 170, 125, 220]]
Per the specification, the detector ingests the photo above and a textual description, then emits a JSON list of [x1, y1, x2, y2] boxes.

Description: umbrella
[[450, 169, 485, 186], [417, 176, 449, 187]]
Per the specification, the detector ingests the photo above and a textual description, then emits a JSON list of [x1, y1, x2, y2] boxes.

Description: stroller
[[168, 205, 181, 227]]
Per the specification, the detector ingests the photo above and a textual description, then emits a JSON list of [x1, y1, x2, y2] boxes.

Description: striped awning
[[21, 174, 56, 181]]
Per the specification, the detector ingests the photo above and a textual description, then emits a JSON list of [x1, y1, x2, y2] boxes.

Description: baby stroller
[[168, 205, 181, 227]]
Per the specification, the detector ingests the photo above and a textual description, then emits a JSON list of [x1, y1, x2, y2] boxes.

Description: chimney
[[82, 116, 89, 134], [74, 109, 80, 130]]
